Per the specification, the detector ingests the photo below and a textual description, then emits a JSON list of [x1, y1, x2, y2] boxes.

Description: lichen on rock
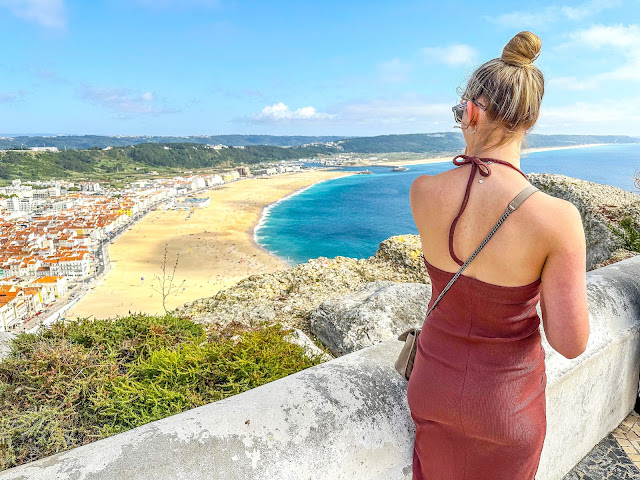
[[0, 332, 16, 362]]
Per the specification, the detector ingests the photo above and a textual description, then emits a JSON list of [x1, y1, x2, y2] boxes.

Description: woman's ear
[[466, 101, 477, 126]]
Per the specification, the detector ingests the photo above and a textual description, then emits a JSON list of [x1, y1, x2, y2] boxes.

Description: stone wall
[[2, 255, 639, 480]]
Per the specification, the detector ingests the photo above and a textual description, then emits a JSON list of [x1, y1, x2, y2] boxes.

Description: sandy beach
[[522, 143, 611, 155], [387, 143, 611, 167], [67, 169, 356, 320]]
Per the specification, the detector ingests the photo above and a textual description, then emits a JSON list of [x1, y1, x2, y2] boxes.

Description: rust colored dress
[[407, 155, 547, 480]]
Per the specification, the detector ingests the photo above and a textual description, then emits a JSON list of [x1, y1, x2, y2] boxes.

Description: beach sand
[[522, 143, 611, 155], [387, 143, 611, 167], [67, 169, 356, 320]]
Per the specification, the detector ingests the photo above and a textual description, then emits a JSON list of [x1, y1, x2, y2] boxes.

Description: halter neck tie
[[452, 154, 493, 178]]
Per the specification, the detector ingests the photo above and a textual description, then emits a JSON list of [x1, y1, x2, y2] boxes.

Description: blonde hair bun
[[501, 31, 542, 67]]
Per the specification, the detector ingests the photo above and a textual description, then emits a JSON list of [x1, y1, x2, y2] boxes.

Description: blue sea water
[[255, 143, 640, 267]]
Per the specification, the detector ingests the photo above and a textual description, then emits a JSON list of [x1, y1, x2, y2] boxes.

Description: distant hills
[[1, 132, 637, 153], [334, 133, 640, 153], [0, 133, 638, 183], [0, 135, 348, 150], [0, 143, 335, 182]]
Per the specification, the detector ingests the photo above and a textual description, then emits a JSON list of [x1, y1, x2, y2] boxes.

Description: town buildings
[[0, 161, 311, 331]]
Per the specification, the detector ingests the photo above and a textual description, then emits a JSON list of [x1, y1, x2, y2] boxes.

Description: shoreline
[[66, 169, 356, 320], [385, 143, 613, 167], [249, 175, 352, 269], [522, 143, 612, 155]]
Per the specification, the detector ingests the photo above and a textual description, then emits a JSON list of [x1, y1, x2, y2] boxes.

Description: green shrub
[[607, 215, 640, 252], [0, 313, 323, 470]]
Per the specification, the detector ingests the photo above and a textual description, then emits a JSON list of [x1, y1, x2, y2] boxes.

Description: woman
[[406, 31, 590, 480]]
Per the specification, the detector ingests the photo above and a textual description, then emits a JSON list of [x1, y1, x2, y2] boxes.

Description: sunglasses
[[452, 99, 487, 124]]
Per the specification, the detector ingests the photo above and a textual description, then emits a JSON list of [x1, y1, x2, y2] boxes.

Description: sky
[[0, 0, 638, 137]]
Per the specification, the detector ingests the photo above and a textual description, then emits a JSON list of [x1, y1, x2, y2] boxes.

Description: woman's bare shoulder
[[410, 171, 449, 197], [531, 190, 584, 239], [409, 174, 432, 199], [531, 189, 579, 216]]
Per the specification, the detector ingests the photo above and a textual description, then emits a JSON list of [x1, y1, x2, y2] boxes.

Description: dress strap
[[448, 154, 530, 266]]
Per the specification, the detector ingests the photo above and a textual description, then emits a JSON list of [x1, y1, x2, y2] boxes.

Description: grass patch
[[607, 215, 640, 253], [0, 313, 324, 470]]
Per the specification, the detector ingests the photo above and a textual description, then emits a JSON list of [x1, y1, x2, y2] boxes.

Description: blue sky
[[0, 0, 638, 137]]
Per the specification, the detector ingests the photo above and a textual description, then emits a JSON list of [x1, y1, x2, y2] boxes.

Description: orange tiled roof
[[32, 276, 64, 284]]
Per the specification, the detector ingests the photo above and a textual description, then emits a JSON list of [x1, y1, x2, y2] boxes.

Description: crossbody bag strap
[[424, 184, 539, 318]]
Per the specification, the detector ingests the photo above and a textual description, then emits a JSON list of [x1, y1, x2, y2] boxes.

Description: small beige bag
[[395, 328, 420, 381], [395, 185, 539, 381]]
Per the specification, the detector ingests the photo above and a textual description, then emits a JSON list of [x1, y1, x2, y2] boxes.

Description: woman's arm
[[539, 199, 590, 359]]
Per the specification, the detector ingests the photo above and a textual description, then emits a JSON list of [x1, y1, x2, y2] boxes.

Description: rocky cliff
[[175, 234, 429, 347]]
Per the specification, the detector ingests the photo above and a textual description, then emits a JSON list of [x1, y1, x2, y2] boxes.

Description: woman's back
[[411, 158, 590, 360], [412, 160, 551, 288]]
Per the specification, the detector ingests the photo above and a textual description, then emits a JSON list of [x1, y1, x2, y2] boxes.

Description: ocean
[[254, 143, 640, 267]]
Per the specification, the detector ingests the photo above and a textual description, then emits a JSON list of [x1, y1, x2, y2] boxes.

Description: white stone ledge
[[1, 256, 639, 480]]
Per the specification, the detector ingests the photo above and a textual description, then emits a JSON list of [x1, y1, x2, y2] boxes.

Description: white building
[[50, 253, 92, 278], [31, 276, 68, 299], [252, 168, 277, 176], [6, 196, 36, 213], [30, 146, 59, 152], [206, 175, 224, 187], [0, 291, 26, 331], [190, 177, 206, 191]]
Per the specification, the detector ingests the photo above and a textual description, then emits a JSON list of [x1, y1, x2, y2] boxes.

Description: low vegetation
[[607, 215, 640, 253], [0, 313, 324, 470], [0, 142, 335, 182]]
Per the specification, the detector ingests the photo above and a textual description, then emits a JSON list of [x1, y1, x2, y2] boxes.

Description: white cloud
[[336, 96, 449, 125], [78, 85, 177, 116], [376, 46, 470, 86], [489, 11, 553, 29], [378, 58, 412, 83], [251, 102, 335, 122], [24, 63, 70, 84], [249, 95, 459, 133], [567, 23, 640, 49], [536, 98, 640, 135], [548, 76, 599, 91], [560, 0, 621, 21], [488, 0, 620, 28], [0, 0, 65, 29], [246, 94, 637, 136], [551, 23, 640, 90], [421, 44, 476, 67]]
